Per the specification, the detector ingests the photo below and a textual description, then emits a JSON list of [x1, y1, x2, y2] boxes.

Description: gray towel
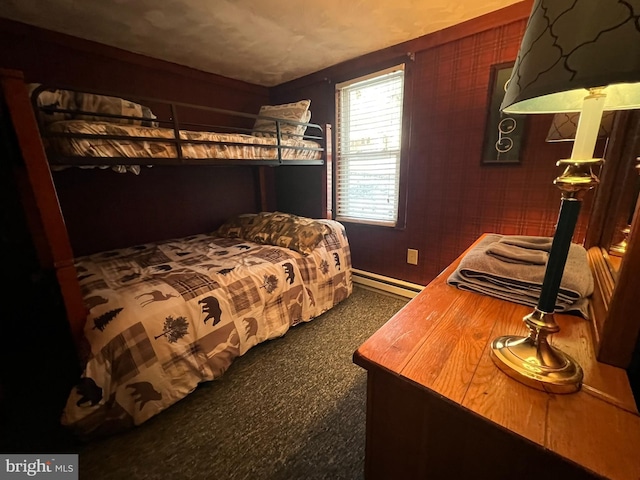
[[486, 243, 548, 265], [447, 234, 593, 318], [497, 235, 553, 251]]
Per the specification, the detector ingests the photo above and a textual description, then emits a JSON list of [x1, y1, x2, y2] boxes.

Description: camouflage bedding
[[61, 218, 352, 438]]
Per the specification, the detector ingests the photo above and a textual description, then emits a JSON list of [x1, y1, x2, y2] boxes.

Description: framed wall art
[[481, 63, 526, 164]]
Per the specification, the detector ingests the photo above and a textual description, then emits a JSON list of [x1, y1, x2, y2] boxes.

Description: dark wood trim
[[1, 68, 87, 350], [586, 247, 614, 347], [586, 112, 640, 250], [599, 195, 640, 367], [583, 110, 640, 368], [12, 166, 52, 269], [258, 166, 269, 211], [323, 124, 333, 219], [1, 68, 72, 263], [396, 57, 414, 229], [584, 112, 633, 248]]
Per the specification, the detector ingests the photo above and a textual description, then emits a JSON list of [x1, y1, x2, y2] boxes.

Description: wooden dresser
[[353, 235, 640, 480]]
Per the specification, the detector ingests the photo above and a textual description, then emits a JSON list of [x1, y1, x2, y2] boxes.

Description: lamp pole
[[490, 92, 605, 393]]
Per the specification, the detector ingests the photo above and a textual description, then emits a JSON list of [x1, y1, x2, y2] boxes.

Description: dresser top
[[354, 234, 640, 480]]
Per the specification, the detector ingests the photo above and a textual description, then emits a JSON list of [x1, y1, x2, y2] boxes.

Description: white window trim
[[335, 65, 405, 227]]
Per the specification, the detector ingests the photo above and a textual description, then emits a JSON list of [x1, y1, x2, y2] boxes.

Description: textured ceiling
[[0, 0, 522, 86]]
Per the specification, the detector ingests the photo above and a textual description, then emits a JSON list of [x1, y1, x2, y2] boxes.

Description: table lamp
[[490, 0, 640, 393]]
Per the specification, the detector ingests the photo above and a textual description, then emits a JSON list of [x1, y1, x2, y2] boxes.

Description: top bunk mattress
[[45, 120, 323, 162], [30, 85, 326, 170]]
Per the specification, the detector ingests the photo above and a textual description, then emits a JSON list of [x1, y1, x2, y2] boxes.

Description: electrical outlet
[[407, 248, 418, 265]]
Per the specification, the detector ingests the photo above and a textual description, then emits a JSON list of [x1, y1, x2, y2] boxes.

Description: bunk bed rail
[[29, 83, 326, 167]]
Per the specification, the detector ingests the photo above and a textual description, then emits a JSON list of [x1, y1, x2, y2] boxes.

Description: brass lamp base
[[491, 335, 583, 393], [488, 157, 598, 394], [490, 309, 583, 394]]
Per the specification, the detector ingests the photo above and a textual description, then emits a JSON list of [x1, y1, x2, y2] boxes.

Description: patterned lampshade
[[546, 111, 616, 142], [501, 0, 640, 114]]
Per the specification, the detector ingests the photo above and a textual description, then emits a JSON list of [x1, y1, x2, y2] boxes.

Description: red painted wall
[[273, 4, 596, 286]]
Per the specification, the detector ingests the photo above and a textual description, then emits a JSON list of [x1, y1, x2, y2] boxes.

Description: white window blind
[[335, 65, 405, 227]]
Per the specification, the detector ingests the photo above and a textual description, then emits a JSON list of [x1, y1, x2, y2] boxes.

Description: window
[[335, 65, 405, 227]]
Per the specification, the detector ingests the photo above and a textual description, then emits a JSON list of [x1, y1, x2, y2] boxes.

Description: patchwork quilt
[[61, 217, 352, 438]]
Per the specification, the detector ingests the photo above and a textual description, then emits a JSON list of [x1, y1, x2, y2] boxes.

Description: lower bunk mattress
[[62, 216, 352, 437]]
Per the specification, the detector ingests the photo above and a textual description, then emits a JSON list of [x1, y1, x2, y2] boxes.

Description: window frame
[[333, 62, 411, 229]]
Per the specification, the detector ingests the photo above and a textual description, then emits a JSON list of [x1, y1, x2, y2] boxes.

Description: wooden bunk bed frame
[[1, 68, 333, 354]]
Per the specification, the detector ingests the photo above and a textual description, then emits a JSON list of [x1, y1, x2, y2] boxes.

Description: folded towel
[[447, 234, 594, 318], [486, 243, 548, 265], [497, 235, 553, 251]]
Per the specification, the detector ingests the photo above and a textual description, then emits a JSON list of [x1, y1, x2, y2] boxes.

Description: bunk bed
[[28, 81, 327, 170], [1, 69, 348, 437]]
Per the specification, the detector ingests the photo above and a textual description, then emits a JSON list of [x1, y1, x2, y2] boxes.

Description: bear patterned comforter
[[61, 218, 352, 438]]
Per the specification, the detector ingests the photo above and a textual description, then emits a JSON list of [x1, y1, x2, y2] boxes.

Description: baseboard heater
[[352, 269, 424, 299]]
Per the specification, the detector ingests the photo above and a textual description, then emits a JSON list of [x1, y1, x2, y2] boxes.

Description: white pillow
[[252, 99, 311, 139]]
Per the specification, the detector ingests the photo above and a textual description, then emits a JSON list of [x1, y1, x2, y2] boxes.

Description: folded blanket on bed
[[447, 234, 593, 317]]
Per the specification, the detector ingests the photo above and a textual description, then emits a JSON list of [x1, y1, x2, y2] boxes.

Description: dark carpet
[[75, 286, 408, 480]]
